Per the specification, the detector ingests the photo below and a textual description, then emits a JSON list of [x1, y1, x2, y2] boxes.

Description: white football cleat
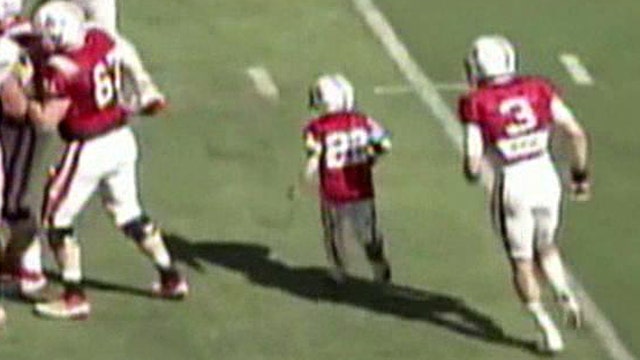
[[539, 321, 565, 355], [34, 291, 91, 320]]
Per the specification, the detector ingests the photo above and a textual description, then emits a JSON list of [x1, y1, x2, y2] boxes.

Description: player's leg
[[495, 176, 563, 353], [101, 129, 187, 298], [35, 142, 97, 319], [534, 191, 582, 328], [0, 125, 46, 296], [321, 201, 347, 284], [349, 199, 390, 283]]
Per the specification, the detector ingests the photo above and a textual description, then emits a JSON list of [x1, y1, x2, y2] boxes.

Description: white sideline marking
[[352, 0, 635, 359], [375, 83, 467, 95], [246, 66, 280, 101], [559, 53, 595, 86]]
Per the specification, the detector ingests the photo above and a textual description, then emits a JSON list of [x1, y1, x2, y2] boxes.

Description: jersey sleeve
[[458, 95, 480, 124]]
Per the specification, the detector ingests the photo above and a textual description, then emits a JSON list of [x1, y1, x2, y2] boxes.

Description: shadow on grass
[[164, 233, 538, 354]]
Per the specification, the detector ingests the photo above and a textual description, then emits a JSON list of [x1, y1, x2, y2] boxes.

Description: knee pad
[[365, 241, 384, 262], [121, 215, 155, 244]]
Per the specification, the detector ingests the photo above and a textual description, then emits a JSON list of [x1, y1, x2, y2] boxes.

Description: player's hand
[[570, 168, 591, 202]]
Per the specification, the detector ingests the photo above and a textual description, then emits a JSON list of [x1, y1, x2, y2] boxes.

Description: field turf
[[1, 0, 638, 359]]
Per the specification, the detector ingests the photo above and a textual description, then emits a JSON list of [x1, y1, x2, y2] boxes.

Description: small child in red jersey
[[301, 74, 392, 285]]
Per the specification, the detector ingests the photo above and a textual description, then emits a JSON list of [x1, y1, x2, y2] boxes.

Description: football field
[[1, 0, 639, 359]]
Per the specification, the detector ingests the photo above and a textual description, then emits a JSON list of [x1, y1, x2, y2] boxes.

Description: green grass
[[1, 0, 636, 359]]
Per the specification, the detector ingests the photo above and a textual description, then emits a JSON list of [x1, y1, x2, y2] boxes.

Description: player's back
[[460, 76, 556, 168], [305, 111, 378, 203], [45, 28, 127, 141]]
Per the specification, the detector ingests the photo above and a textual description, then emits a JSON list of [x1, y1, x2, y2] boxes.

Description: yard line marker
[[559, 53, 595, 86], [246, 66, 280, 101], [352, 0, 634, 359]]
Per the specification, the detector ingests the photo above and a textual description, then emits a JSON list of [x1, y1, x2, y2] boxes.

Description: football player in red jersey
[[301, 74, 392, 285], [24, 1, 187, 320], [459, 35, 591, 354]]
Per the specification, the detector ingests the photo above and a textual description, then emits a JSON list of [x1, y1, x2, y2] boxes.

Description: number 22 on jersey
[[93, 51, 122, 109], [325, 129, 369, 169]]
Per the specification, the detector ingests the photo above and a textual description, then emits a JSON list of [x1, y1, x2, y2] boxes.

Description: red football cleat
[[151, 271, 189, 300]]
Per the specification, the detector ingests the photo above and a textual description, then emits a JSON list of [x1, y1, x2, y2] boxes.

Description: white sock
[[540, 251, 572, 298], [141, 231, 172, 269], [21, 238, 43, 274]]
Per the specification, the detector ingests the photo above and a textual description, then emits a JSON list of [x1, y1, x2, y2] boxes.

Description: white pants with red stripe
[[492, 155, 562, 260], [43, 126, 143, 228]]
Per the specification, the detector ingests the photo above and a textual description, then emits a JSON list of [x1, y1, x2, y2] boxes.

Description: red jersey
[[458, 76, 557, 164], [44, 28, 127, 141], [303, 112, 388, 204]]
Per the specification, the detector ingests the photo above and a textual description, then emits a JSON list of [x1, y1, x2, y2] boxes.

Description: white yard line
[[352, 0, 634, 359], [559, 53, 595, 86], [246, 66, 280, 101]]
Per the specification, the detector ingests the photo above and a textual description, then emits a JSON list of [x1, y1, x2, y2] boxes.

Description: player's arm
[[551, 96, 591, 201], [367, 117, 392, 159], [303, 132, 322, 181], [27, 96, 71, 131], [459, 96, 483, 183], [0, 75, 29, 120], [27, 61, 74, 131], [463, 123, 484, 183], [288, 131, 321, 200]]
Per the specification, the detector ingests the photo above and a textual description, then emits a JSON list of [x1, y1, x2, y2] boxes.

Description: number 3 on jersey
[[500, 97, 538, 136], [325, 129, 369, 169], [93, 52, 122, 109]]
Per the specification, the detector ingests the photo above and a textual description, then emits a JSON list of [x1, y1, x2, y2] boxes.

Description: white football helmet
[[465, 35, 517, 85], [309, 74, 355, 114], [33, 1, 86, 50], [0, 0, 22, 21]]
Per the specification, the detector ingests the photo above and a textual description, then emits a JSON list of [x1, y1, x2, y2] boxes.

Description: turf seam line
[[352, 0, 634, 359]]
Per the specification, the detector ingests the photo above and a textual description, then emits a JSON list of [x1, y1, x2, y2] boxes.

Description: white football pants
[[492, 155, 562, 260], [42, 126, 143, 229]]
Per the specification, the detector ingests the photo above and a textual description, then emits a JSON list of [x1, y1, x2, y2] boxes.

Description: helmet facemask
[[34, 1, 86, 52]]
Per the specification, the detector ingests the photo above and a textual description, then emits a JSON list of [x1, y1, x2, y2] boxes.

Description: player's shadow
[[164, 233, 537, 353]]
